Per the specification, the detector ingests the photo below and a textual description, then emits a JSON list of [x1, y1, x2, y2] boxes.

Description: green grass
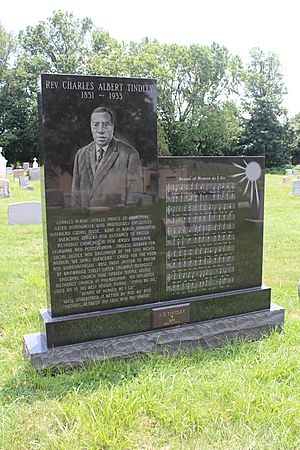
[[0, 174, 299, 450]]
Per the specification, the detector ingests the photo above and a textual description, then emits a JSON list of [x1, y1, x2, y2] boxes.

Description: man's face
[[90, 112, 114, 147]]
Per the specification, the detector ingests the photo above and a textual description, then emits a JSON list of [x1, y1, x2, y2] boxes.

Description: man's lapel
[[90, 138, 119, 195], [85, 141, 96, 183]]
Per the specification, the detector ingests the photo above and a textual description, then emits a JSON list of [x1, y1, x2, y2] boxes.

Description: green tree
[[158, 42, 243, 155], [0, 11, 95, 163], [240, 48, 289, 167], [0, 23, 15, 78], [288, 113, 300, 165], [88, 29, 125, 75], [0, 64, 39, 164], [18, 10, 94, 74], [90, 38, 243, 156]]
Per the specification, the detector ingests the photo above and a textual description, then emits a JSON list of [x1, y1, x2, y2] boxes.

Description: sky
[[1, 0, 299, 116]]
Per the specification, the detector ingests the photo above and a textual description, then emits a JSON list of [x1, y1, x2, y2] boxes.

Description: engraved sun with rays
[[231, 160, 262, 207]]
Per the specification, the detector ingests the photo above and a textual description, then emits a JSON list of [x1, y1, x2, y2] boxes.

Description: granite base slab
[[40, 286, 271, 347], [24, 303, 284, 370]]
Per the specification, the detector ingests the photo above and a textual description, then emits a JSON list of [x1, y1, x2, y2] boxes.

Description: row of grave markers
[[0, 150, 42, 224], [282, 168, 300, 195], [0, 151, 40, 199]]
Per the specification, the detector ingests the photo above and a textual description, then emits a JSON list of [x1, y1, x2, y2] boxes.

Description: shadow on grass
[[0, 331, 280, 406]]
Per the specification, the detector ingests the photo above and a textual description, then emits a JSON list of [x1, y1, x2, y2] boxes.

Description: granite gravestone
[[19, 176, 29, 188], [157, 156, 270, 321], [13, 169, 25, 179], [8, 201, 42, 225], [23, 74, 283, 368], [32, 157, 39, 168], [39, 74, 159, 321], [292, 180, 300, 195], [29, 168, 40, 180], [0, 179, 10, 198]]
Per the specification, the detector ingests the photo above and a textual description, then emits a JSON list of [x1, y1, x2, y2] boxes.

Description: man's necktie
[[96, 148, 104, 167]]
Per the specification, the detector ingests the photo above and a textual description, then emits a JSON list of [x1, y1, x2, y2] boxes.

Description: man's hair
[[90, 106, 114, 124]]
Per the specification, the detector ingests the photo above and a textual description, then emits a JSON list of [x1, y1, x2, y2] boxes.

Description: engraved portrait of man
[[71, 106, 143, 208]]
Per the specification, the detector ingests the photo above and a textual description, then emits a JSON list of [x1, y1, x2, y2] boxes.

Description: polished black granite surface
[[33, 74, 273, 352], [40, 74, 159, 317], [159, 156, 265, 300]]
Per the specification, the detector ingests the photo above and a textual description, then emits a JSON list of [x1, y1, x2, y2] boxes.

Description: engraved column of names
[[165, 178, 236, 295]]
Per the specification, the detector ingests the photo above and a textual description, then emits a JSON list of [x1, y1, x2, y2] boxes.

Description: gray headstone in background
[[286, 169, 293, 176], [13, 169, 25, 179], [293, 169, 299, 176], [23, 162, 30, 171], [292, 180, 300, 196], [282, 176, 290, 184], [0, 179, 10, 198], [6, 167, 12, 174], [8, 201, 42, 225], [19, 176, 29, 188], [28, 167, 40, 180]]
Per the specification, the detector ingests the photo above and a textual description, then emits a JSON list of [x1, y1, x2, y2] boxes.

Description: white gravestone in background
[[0, 147, 7, 180], [292, 180, 300, 196], [8, 201, 42, 225], [32, 157, 39, 168]]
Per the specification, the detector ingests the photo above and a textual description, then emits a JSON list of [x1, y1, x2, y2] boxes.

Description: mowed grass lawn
[[0, 174, 299, 450]]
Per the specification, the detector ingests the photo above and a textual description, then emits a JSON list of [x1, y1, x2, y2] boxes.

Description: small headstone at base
[[28, 167, 40, 180], [292, 180, 300, 196], [23, 162, 30, 171], [19, 176, 29, 188], [282, 176, 290, 184], [23, 184, 34, 191], [0, 179, 10, 198], [286, 169, 293, 176], [8, 201, 42, 225], [13, 169, 25, 179]]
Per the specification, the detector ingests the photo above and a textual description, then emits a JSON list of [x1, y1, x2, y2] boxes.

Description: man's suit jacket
[[71, 137, 143, 208]]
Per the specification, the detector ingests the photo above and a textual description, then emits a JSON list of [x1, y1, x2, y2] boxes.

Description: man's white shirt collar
[[96, 144, 108, 153]]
